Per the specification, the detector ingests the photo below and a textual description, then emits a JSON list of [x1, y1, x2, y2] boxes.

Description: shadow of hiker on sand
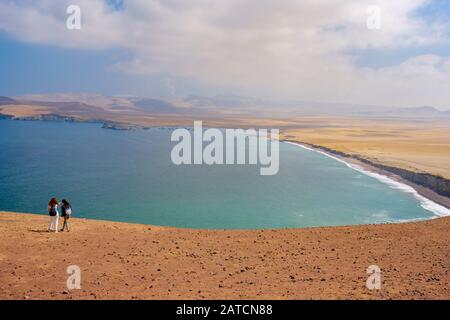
[[29, 229, 54, 233]]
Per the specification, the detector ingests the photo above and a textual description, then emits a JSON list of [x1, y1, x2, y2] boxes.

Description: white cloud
[[0, 0, 449, 107]]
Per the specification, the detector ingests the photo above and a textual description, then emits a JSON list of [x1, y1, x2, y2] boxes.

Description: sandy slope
[[281, 119, 450, 179], [0, 211, 449, 300]]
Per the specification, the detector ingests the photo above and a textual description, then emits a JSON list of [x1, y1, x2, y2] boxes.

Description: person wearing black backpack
[[60, 199, 72, 232], [47, 197, 60, 233]]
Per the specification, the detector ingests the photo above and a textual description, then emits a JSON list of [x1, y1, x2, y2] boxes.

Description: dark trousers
[[61, 216, 70, 231]]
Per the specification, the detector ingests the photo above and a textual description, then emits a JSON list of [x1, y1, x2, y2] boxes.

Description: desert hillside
[[1, 211, 449, 300]]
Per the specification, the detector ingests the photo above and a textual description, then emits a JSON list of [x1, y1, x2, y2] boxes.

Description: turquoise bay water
[[0, 119, 436, 229]]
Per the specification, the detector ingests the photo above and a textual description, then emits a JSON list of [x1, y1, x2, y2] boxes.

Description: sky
[[0, 0, 450, 108]]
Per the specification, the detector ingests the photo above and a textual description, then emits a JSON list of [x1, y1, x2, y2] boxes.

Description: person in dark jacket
[[60, 199, 72, 232]]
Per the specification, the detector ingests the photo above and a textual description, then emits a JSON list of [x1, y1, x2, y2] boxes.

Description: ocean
[[0, 119, 444, 229]]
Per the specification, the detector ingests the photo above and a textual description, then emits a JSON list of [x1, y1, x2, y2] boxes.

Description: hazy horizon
[[2, 92, 449, 113]]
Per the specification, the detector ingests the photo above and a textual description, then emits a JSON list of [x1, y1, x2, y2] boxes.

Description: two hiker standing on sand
[[47, 198, 72, 233]]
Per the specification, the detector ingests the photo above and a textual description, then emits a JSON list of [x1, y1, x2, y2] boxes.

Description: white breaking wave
[[285, 141, 450, 218]]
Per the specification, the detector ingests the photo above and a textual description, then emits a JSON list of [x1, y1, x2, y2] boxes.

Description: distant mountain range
[[131, 98, 186, 114], [0, 96, 17, 105], [182, 94, 450, 118], [0, 94, 187, 114], [382, 106, 450, 117], [1, 94, 449, 119]]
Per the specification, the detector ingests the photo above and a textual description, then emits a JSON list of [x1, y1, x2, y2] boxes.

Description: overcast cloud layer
[[1, 0, 449, 108]]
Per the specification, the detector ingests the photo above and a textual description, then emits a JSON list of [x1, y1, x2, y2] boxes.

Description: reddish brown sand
[[0, 211, 449, 300]]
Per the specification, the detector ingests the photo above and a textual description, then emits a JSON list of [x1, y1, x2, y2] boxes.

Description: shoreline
[[282, 140, 450, 216], [1, 211, 449, 300]]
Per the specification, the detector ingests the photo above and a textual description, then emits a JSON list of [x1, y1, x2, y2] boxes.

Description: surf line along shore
[[283, 140, 450, 218], [170, 121, 280, 176]]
